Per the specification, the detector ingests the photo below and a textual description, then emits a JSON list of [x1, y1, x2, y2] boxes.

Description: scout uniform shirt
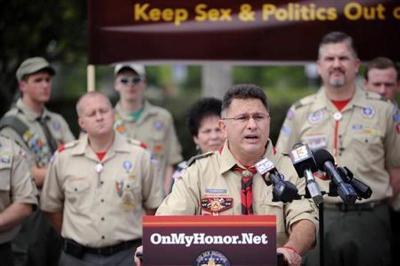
[[40, 133, 163, 248], [0, 136, 38, 243], [276, 87, 400, 204], [0, 99, 75, 168], [114, 101, 182, 181], [156, 141, 319, 246]]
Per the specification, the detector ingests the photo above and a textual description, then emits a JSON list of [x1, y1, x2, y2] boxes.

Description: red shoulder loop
[[272, 146, 277, 155], [57, 144, 65, 153], [140, 142, 148, 150]]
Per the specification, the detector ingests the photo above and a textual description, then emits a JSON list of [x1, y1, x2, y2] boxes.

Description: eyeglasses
[[118, 76, 143, 86], [222, 113, 270, 123]]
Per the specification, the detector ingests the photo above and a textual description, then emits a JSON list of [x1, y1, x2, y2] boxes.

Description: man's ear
[[219, 119, 228, 139]]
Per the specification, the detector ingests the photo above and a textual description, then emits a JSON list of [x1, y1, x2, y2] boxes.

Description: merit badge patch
[[123, 160, 133, 172], [201, 197, 233, 214], [154, 120, 164, 131], [308, 110, 324, 124], [361, 106, 375, 118], [195, 250, 230, 266]]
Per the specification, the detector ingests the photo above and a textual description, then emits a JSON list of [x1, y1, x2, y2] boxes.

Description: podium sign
[[143, 215, 276, 266]]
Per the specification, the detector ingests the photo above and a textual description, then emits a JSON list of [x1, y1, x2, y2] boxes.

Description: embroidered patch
[[280, 125, 292, 137], [154, 120, 164, 130], [361, 106, 375, 118], [123, 160, 133, 172], [308, 110, 324, 124], [51, 121, 61, 131], [352, 124, 363, 131], [201, 197, 233, 214], [303, 134, 327, 150]]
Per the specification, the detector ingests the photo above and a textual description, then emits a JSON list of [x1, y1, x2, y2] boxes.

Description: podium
[[143, 215, 277, 266]]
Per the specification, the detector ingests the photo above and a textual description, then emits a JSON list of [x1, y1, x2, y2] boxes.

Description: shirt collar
[[115, 100, 157, 122], [71, 133, 130, 157], [219, 139, 276, 175], [16, 99, 50, 122]]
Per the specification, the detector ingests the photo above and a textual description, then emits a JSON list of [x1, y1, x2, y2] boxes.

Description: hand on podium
[[134, 245, 143, 266], [277, 246, 301, 266]]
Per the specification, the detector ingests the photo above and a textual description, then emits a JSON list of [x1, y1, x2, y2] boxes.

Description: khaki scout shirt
[[40, 134, 163, 248], [114, 101, 182, 181], [276, 87, 400, 204], [156, 141, 318, 246], [0, 99, 75, 167], [0, 136, 38, 243]]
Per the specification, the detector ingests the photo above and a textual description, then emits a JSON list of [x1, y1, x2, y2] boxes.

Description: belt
[[324, 200, 387, 212], [0, 242, 11, 250], [63, 238, 141, 258]]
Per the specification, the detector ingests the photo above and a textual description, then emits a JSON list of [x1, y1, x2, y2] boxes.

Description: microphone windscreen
[[312, 149, 335, 170]]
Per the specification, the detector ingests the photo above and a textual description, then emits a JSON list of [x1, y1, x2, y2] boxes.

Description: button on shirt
[[276, 87, 400, 204], [40, 134, 163, 248], [156, 140, 318, 246]]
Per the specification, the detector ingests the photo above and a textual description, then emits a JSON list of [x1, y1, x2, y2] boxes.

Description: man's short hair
[[221, 84, 269, 114], [365, 57, 399, 81], [187, 97, 222, 137], [76, 91, 111, 116], [318, 31, 358, 58]]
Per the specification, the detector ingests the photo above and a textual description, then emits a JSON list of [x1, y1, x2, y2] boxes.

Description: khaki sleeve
[[40, 151, 64, 212], [276, 106, 300, 154], [165, 113, 183, 166], [141, 149, 163, 210], [385, 106, 400, 168], [11, 145, 38, 206], [156, 165, 201, 215], [0, 127, 35, 168]]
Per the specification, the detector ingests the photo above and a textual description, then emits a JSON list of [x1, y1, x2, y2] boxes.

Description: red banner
[[88, 0, 400, 64]]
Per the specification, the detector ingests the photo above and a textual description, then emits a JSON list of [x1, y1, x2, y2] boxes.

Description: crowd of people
[[0, 31, 399, 266]]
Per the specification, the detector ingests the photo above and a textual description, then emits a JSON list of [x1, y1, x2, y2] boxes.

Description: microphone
[[337, 166, 372, 199], [289, 143, 324, 205], [313, 149, 357, 204], [255, 158, 300, 203]]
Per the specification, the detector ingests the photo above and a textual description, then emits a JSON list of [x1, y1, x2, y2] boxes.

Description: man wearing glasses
[[113, 64, 182, 196], [137, 84, 318, 266]]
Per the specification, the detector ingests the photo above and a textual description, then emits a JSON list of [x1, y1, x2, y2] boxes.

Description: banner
[[88, 0, 400, 64], [142, 215, 277, 266]]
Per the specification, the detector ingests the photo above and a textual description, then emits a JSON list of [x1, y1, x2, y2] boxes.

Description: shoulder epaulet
[[292, 94, 315, 110], [127, 138, 148, 149], [58, 140, 78, 152], [365, 91, 388, 102], [187, 151, 214, 167]]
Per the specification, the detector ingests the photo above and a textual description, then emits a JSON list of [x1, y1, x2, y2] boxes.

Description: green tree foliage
[[0, 0, 87, 114]]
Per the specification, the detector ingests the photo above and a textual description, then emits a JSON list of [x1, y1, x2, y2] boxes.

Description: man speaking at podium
[[137, 84, 318, 266]]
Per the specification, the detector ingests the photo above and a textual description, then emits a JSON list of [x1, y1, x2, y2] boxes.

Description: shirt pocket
[[64, 177, 92, 212], [115, 178, 142, 211]]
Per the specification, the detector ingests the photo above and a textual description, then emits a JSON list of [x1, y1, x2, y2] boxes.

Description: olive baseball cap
[[16, 57, 55, 81]]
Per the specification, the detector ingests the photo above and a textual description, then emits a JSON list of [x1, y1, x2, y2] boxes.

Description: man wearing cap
[[0, 136, 38, 266], [40, 91, 162, 266], [0, 57, 75, 266], [113, 64, 182, 195]]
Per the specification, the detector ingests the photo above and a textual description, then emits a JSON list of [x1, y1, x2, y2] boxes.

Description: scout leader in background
[[41, 92, 163, 266], [113, 64, 183, 196], [136, 84, 318, 266], [276, 32, 400, 266]]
